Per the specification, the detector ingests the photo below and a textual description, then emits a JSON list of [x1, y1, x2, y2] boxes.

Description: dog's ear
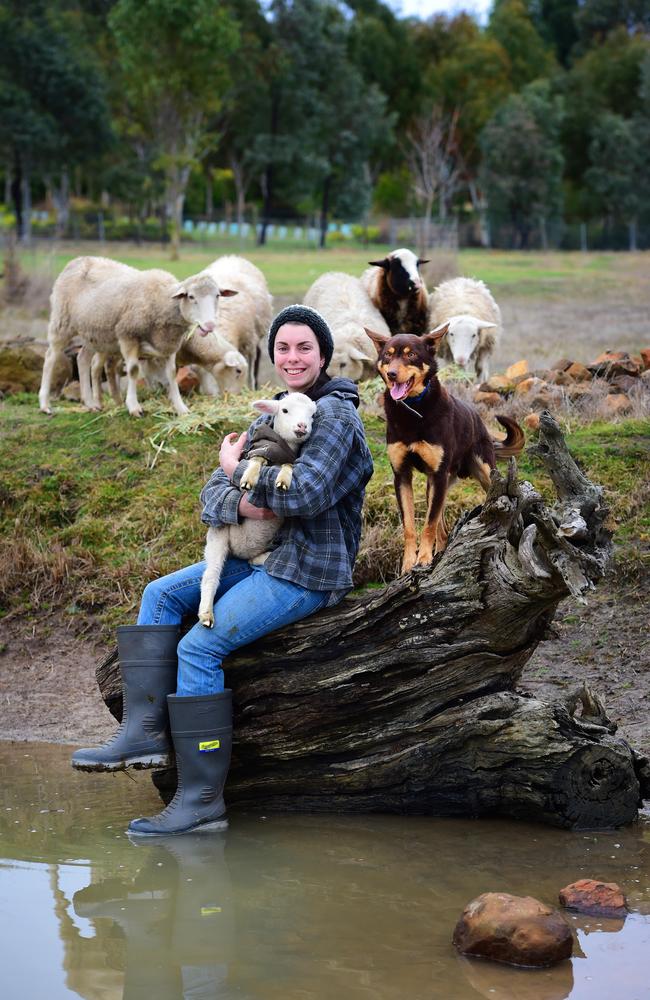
[[424, 325, 448, 353], [364, 327, 390, 354], [368, 257, 389, 270]]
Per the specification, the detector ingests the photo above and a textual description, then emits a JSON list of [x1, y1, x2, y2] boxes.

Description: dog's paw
[[198, 610, 214, 629]]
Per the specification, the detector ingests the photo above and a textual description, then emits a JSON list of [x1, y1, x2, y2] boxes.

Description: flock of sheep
[[38, 248, 502, 417]]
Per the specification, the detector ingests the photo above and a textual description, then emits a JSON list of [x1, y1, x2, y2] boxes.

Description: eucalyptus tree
[[480, 80, 564, 247], [109, 0, 240, 258]]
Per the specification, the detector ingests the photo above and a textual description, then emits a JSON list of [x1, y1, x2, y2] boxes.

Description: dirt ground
[[1, 575, 648, 762]]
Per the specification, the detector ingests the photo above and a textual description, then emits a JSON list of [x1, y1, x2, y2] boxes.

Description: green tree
[[586, 112, 644, 247], [0, 0, 112, 238], [479, 80, 564, 247], [488, 0, 557, 88], [109, 0, 240, 257], [576, 0, 650, 48]]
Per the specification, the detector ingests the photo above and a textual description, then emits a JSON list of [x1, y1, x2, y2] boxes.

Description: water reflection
[[72, 835, 238, 999], [0, 742, 649, 1000]]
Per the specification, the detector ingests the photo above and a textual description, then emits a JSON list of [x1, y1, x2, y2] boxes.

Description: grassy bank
[[1, 389, 647, 633]]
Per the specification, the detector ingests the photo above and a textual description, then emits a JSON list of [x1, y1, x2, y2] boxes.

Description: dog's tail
[[493, 415, 525, 458]]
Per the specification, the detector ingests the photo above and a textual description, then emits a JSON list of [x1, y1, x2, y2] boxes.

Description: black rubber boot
[[71, 624, 180, 772], [128, 690, 232, 837]]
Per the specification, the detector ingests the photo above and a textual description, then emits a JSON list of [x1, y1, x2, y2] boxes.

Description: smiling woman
[[70, 303, 374, 839]]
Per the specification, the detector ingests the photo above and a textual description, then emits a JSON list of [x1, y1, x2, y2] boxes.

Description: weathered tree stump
[[97, 412, 646, 828]]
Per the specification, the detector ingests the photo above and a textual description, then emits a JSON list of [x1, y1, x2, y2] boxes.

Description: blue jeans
[[137, 559, 331, 696]]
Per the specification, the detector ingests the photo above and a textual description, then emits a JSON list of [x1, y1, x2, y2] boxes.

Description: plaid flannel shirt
[[199, 388, 373, 605]]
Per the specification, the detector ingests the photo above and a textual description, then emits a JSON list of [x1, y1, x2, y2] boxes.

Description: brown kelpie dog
[[365, 327, 524, 574]]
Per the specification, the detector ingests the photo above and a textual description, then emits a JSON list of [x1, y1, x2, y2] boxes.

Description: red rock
[[564, 383, 592, 399], [640, 348, 650, 371], [604, 394, 632, 416], [592, 350, 628, 366], [505, 360, 529, 380], [176, 365, 201, 394], [550, 358, 573, 372], [565, 362, 592, 382], [514, 376, 544, 396], [523, 413, 540, 431], [61, 380, 81, 402], [549, 370, 573, 386], [559, 879, 627, 918], [609, 374, 640, 393], [486, 374, 512, 393], [474, 390, 502, 407], [452, 892, 573, 968]]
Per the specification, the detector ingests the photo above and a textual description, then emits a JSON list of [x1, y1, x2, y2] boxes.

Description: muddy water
[[1, 742, 649, 1000]]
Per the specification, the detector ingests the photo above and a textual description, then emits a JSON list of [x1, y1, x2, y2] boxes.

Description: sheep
[[428, 276, 501, 383], [201, 255, 273, 388], [38, 256, 236, 417], [303, 272, 389, 382], [360, 248, 430, 337], [144, 329, 249, 398], [197, 393, 316, 628]]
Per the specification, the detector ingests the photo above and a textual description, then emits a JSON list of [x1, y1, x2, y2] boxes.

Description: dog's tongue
[[390, 380, 411, 401]]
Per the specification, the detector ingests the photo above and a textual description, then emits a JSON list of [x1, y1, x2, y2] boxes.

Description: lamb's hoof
[[240, 476, 258, 491], [198, 612, 214, 629], [275, 479, 289, 491], [128, 408, 144, 418]]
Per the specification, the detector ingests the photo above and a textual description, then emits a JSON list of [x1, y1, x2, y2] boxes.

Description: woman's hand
[[238, 495, 277, 520], [219, 431, 247, 479]]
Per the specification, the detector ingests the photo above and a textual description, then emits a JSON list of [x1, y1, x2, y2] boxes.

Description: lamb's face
[[331, 343, 374, 383], [444, 315, 483, 369], [213, 350, 248, 394], [273, 394, 317, 446], [172, 276, 237, 335]]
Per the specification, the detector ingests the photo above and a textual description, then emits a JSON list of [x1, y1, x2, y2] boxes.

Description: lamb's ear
[[364, 327, 389, 354], [219, 288, 238, 298], [477, 321, 498, 331], [171, 284, 187, 299], [424, 326, 448, 352], [252, 399, 279, 415], [349, 346, 375, 363], [368, 257, 389, 269], [224, 351, 244, 368]]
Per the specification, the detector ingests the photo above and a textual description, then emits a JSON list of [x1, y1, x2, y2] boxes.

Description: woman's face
[[273, 323, 324, 392]]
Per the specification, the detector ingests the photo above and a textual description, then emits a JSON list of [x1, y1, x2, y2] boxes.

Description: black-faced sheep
[[38, 256, 236, 417], [303, 272, 389, 382], [429, 277, 501, 383], [197, 393, 316, 628], [361, 248, 430, 337]]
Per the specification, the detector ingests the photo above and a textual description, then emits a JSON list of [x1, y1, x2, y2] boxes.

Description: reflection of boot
[[128, 691, 232, 837], [72, 625, 179, 772], [135, 834, 236, 998], [73, 851, 182, 1000]]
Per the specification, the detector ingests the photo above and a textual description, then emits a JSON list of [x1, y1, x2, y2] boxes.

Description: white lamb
[[303, 272, 388, 382], [39, 256, 236, 417], [201, 255, 273, 388], [198, 393, 317, 628], [428, 276, 501, 383]]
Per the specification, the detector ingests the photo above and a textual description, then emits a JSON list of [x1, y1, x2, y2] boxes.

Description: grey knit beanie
[[267, 304, 334, 368]]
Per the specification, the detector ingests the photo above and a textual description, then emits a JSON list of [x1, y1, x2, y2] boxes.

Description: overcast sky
[[387, 0, 492, 24]]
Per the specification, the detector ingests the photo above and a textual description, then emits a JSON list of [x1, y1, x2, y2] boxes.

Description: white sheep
[[360, 248, 429, 337], [201, 255, 273, 388], [38, 256, 236, 417], [428, 276, 501, 383], [303, 272, 388, 382], [198, 393, 316, 628]]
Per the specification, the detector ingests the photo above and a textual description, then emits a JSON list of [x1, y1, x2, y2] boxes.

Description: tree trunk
[[96, 414, 647, 829], [319, 174, 332, 249]]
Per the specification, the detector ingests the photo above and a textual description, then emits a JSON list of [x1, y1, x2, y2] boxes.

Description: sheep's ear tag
[[364, 327, 389, 354], [219, 288, 238, 297], [368, 258, 389, 269]]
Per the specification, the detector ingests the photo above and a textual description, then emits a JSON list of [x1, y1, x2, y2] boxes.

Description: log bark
[[97, 412, 646, 828]]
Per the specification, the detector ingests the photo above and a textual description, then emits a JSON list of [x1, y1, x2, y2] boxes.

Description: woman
[[72, 305, 374, 836]]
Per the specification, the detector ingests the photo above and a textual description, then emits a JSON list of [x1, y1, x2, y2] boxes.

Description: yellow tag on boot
[[199, 739, 220, 752]]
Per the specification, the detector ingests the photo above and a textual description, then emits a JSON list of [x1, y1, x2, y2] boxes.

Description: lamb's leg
[[476, 349, 490, 384], [240, 456, 266, 491], [39, 342, 64, 414], [119, 340, 145, 417], [89, 351, 105, 409], [198, 528, 230, 628], [77, 346, 100, 411], [275, 464, 294, 490], [162, 352, 190, 416], [105, 356, 123, 406]]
